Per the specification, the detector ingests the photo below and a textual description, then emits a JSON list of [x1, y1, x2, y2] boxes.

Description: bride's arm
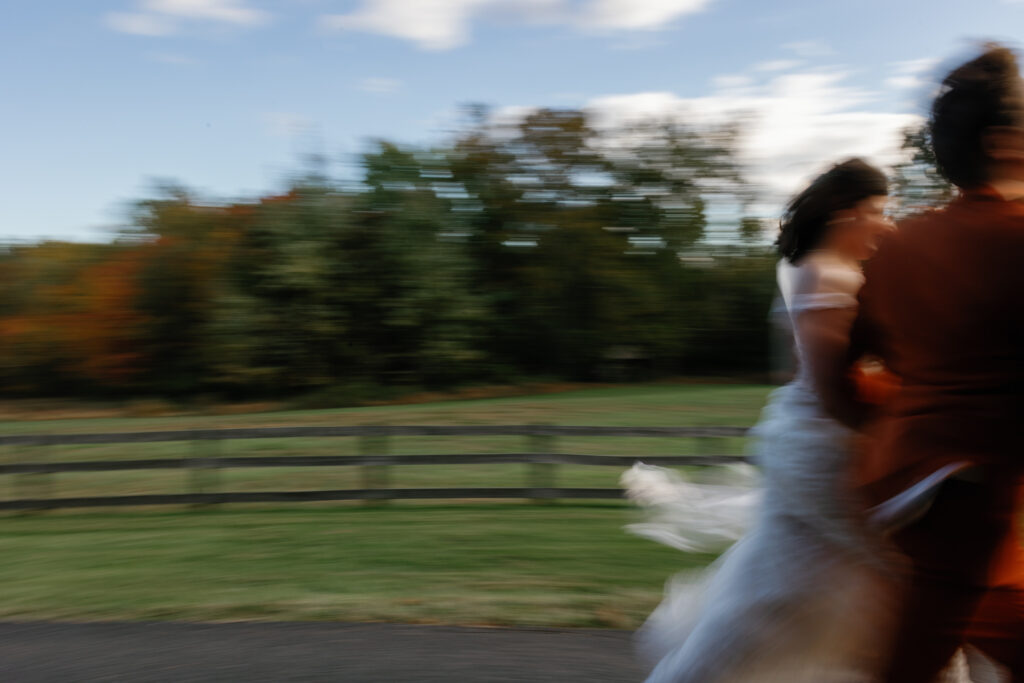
[[797, 307, 871, 430]]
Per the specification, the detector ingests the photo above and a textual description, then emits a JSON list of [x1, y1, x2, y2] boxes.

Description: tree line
[[0, 111, 944, 403]]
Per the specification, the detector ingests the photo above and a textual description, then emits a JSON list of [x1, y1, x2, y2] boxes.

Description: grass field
[[0, 505, 715, 627], [0, 383, 769, 627]]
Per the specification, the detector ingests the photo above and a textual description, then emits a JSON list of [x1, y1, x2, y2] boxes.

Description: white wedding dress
[[623, 251, 1003, 683]]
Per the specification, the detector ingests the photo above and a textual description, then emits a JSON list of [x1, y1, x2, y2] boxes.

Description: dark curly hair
[[776, 158, 888, 263], [931, 44, 1024, 189]]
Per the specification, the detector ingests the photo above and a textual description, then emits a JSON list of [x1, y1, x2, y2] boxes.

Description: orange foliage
[[64, 253, 150, 382], [0, 247, 150, 386]]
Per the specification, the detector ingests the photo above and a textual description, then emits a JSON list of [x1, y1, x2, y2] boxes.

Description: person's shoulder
[[894, 205, 952, 238], [899, 197, 1024, 250], [796, 251, 863, 296], [958, 196, 1024, 239], [869, 206, 950, 263]]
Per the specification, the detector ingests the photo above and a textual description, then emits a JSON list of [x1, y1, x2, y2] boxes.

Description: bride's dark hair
[[776, 158, 888, 263]]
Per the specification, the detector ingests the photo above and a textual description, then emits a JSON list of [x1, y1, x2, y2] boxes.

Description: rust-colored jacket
[[851, 190, 1024, 507]]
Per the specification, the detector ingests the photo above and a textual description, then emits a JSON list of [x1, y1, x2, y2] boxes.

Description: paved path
[[0, 622, 646, 682]]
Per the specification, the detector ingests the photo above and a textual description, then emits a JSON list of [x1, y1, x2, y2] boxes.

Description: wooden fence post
[[527, 424, 558, 503], [16, 436, 54, 514], [188, 433, 222, 508], [360, 428, 392, 504]]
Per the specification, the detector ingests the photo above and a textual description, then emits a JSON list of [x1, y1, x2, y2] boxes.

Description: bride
[[623, 159, 1003, 683]]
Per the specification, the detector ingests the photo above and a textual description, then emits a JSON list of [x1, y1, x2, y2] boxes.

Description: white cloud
[[106, 0, 269, 36], [585, 67, 920, 212], [359, 77, 403, 94], [320, 0, 493, 51], [579, 0, 711, 31], [106, 12, 177, 36], [320, 0, 713, 50], [144, 0, 268, 24], [491, 104, 538, 126], [884, 57, 940, 91]]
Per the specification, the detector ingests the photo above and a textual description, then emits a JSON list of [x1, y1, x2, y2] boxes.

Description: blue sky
[[3, 0, 1024, 242]]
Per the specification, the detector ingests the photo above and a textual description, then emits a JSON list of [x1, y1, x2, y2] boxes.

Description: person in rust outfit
[[823, 45, 1024, 682]]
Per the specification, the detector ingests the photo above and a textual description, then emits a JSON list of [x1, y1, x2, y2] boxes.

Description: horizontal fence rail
[[0, 488, 645, 511], [0, 425, 753, 511], [0, 454, 752, 475], [0, 425, 749, 447]]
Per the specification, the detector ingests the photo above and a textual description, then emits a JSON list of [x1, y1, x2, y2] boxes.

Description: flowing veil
[[621, 462, 760, 554]]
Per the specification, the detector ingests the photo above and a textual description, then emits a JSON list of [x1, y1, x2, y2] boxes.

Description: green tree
[[126, 185, 240, 395], [0, 106, 777, 400], [891, 123, 954, 216]]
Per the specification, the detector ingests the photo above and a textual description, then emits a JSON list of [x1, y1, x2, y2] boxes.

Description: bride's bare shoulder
[[783, 252, 863, 298]]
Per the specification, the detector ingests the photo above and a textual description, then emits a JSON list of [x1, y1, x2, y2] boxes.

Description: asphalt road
[[0, 622, 646, 682]]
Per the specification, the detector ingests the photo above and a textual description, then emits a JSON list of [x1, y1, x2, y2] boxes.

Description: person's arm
[[797, 306, 871, 430]]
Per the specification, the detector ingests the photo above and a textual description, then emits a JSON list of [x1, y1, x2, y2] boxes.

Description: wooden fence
[[0, 425, 751, 511]]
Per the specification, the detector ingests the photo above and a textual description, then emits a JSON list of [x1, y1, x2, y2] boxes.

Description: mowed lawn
[[0, 384, 770, 626], [0, 505, 716, 627]]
